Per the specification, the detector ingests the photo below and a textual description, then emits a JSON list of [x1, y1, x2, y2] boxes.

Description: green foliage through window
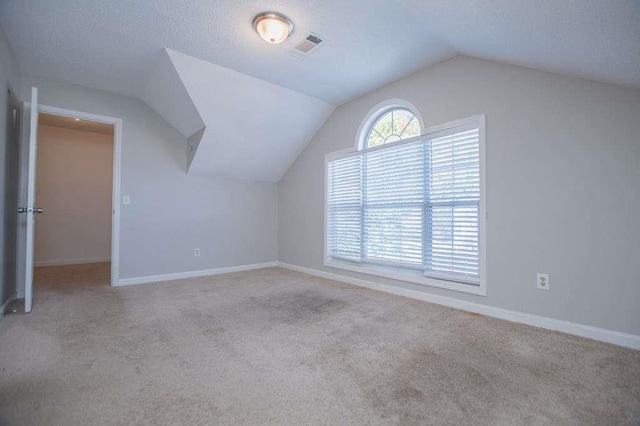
[[366, 108, 420, 148]]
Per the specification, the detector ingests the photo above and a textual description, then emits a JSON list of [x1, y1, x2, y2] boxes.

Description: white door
[[18, 87, 40, 313]]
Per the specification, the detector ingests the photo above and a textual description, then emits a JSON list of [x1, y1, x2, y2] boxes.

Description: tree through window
[[366, 108, 420, 148]]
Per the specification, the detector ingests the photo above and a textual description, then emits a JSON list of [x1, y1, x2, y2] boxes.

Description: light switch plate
[[122, 195, 130, 205]]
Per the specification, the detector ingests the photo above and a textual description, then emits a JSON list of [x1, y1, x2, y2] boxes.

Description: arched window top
[[366, 108, 420, 148], [357, 99, 424, 150]]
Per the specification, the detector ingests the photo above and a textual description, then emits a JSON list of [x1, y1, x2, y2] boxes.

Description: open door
[[17, 87, 41, 313]]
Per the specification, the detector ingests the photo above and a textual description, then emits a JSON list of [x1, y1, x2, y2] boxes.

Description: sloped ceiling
[[1, 0, 638, 181], [141, 50, 205, 141], [2, 0, 637, 101], [141, 49, 206, 170], [0, 0, 454, 105], [140, 48, 334, 181], [400, 0, 640, 89], [167, 49, 334, 182]]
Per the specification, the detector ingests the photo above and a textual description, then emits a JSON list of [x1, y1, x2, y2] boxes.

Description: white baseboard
[[35, 257, 111, 267], [277, 262, 640, 350], [117, 262, 279, 287], [0, 292, 17, 319]]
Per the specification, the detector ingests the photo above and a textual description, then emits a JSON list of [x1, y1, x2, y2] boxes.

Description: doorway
[[17, 99, 123, 312], [34, 113, 114, 289]]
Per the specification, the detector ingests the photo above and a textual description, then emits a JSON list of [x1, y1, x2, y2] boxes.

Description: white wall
[[0, 26, 21, 308], [34, 125, 113, 266], [278, 56, 640, 337], [22, 76, 277, 283]]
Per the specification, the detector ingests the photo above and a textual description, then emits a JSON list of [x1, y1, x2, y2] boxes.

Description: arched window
[[328, 112, 486, 295], [357, 99, 423, 150]]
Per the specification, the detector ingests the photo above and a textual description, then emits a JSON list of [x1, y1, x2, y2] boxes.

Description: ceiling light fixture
[[253, 12, 293, 44], [74, 118, 80, 121]]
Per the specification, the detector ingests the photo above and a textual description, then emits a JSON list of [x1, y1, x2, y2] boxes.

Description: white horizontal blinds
[[425, 126, 480, 281], [327, 118, 482, 285], [363, 141, 424, 267], [327, 156, 363, 262]]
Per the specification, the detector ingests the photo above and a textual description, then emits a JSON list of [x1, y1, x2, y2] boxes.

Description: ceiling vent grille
[[289, 33, 324, 59]]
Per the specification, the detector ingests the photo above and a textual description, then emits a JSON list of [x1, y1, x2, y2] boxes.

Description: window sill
[[324, 259, 486, 296]]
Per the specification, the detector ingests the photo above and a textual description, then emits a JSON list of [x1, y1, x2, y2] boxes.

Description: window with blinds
[[326, 116, 483, 288]]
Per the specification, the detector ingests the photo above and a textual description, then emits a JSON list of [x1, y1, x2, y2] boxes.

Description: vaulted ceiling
[[143, 49, 333, 181], [0, 0, 455, 105], [400, 0, 640, 90], [1, 0, 638, 181]]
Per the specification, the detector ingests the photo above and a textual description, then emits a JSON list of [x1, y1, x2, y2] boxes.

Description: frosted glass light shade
[[253, 12, 293, 44]]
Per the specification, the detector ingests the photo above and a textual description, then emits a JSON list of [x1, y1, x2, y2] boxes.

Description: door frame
[[23, 104, 123, 287]]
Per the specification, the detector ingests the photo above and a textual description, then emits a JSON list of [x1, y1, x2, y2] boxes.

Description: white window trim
[[325, 114, 487, 297], [355, 99, 425, 150]]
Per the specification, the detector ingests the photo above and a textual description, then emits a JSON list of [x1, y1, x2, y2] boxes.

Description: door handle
[[21, 207, 44, 214]]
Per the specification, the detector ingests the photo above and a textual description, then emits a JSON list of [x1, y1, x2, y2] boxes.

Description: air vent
[[289, 33, 324, 59]]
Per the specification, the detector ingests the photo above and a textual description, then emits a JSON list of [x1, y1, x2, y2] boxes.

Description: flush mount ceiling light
[[253, 12, 293, 44]]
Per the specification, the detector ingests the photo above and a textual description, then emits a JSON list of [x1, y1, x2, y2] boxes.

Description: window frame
[[325, 113, 487, 296]]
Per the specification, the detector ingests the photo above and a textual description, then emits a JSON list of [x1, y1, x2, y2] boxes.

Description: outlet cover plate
[[537, 273, 550, 290]]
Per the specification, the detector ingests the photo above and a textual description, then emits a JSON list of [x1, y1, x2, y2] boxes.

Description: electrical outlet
[[194, 248, 200, 257], [537, 273, 549, 290]]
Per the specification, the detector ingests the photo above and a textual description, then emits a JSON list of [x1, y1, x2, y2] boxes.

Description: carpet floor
[[1, 263, 639, 425]]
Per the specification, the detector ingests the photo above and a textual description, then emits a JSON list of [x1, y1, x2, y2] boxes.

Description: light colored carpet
[[1, 263, 639, 425]]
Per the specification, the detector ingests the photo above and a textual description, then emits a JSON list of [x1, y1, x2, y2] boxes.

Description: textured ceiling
[[0, 0, 454, 105], [2, 0, 638, 182], [400, 0, 640, 89], [2, 0, 637, 106], [1, 0, 637, 107]]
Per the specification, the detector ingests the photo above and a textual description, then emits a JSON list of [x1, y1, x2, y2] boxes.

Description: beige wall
[[35, 124, 113, 265]]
